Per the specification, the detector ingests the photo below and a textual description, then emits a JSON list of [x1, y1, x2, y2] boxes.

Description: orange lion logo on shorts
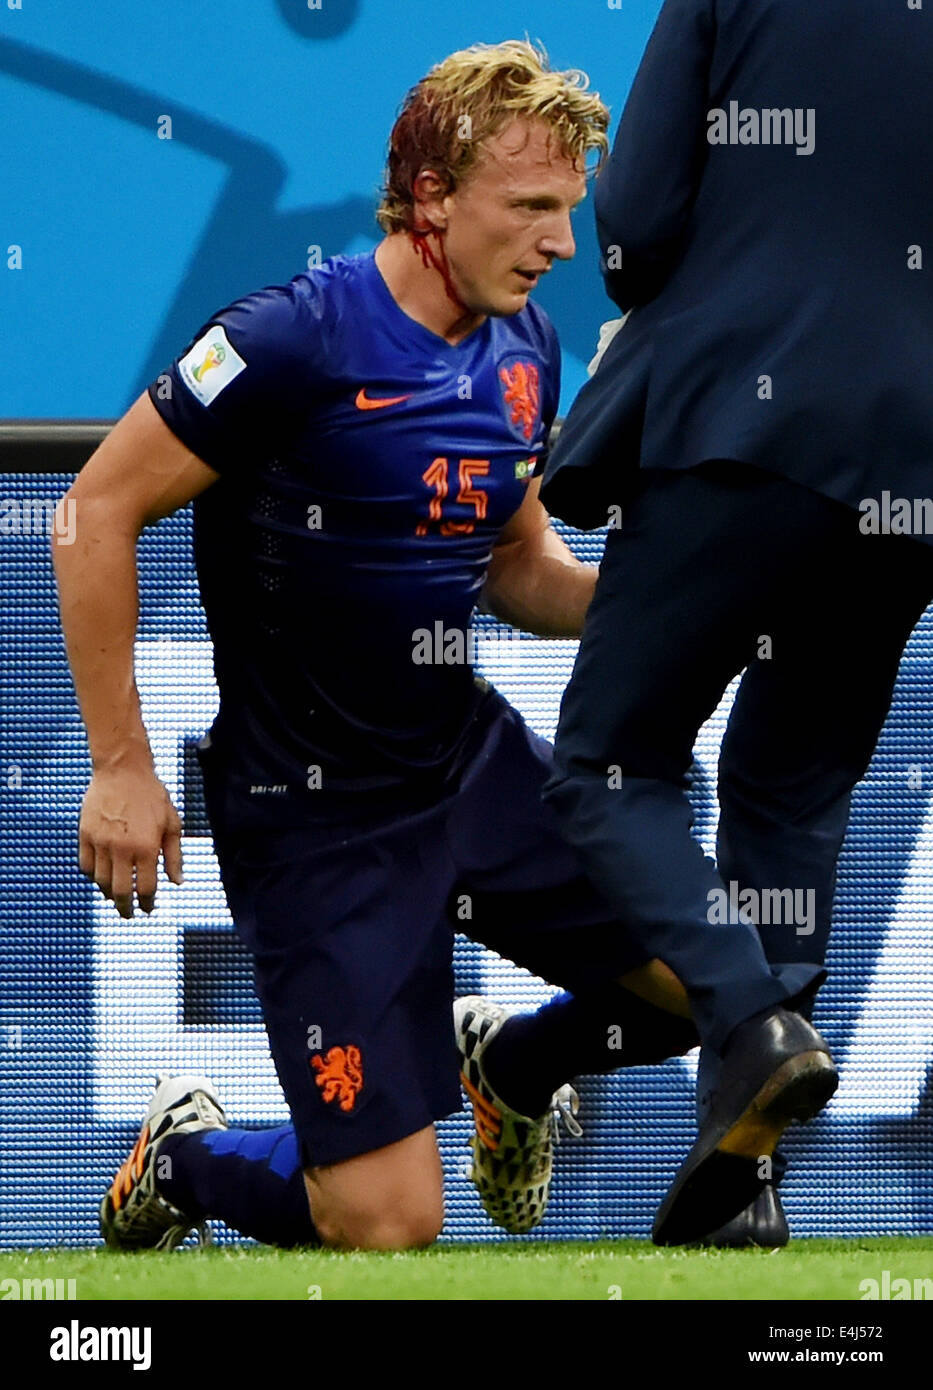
[[310, 1045, 364, 1112]]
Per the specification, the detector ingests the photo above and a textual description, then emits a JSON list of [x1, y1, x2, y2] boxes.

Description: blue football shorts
[[197, 686, 650, 1167]]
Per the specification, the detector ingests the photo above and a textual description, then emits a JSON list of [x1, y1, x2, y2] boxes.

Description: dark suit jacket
[[540, 0, 933, 531]]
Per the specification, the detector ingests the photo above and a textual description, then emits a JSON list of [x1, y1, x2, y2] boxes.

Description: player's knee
[[354, 1208, 442, 1251], [305, 1126, 444, 1250], [313, 1198, 443, 1251]]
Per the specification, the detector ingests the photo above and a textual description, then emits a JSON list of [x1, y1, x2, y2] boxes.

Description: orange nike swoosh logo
[[355, 388, 413, 411]]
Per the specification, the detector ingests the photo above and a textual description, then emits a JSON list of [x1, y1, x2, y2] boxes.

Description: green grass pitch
[[1, 1239, 931, 1301]]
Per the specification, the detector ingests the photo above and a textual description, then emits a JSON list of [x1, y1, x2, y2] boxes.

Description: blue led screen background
[[2, 0, 933, 1246], [2, 473, 933, 1246]]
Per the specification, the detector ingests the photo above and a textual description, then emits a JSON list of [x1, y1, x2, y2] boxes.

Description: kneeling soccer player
[[57, 42, 711, 1252]]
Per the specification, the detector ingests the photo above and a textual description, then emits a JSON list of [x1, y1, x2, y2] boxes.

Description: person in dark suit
[[539, 0, 933, 1245]]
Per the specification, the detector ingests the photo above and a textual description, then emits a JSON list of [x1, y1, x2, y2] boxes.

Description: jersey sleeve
[[147, 277, 325, 476]]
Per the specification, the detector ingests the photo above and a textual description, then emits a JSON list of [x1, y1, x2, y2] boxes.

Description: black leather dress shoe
[[695, 1182, 790, 1248], [652, 1007, 837, 1246]]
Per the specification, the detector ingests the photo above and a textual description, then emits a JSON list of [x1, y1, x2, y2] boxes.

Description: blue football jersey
[[148, 251, 560, 813]]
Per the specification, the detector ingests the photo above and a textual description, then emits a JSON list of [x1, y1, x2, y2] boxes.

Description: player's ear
[[412, 167, 452, 232]]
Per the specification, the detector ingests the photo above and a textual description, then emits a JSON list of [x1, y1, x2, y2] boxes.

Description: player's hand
[[78, 767, 184, 918]]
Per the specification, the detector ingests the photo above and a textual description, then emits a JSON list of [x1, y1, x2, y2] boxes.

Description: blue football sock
[[156, 1124, 318, 1247], [481, 985, 699, 1119]]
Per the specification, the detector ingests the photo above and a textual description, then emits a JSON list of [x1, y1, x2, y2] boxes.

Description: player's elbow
[[480, 541, 533, 627], [477, 582, 509, 629], [50, 486, 81, 561], [52, 489, 143, 572]]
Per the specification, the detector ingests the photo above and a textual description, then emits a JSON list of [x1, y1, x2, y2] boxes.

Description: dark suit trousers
[[543, 461, 933, 1053]]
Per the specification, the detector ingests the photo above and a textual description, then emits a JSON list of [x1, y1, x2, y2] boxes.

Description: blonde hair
[[377, 40, 610, 233]]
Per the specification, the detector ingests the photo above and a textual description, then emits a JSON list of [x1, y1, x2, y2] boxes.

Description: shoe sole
[[456, 1000, 553, 1237], [460, 1076, 547, 1234], [653, 1050, 838, 1246], [695, 1223, 789, 1250], [717, 1051, 839, 1158]]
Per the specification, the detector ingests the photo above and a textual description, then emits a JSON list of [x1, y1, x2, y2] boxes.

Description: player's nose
[[540, 214, 576, 262]]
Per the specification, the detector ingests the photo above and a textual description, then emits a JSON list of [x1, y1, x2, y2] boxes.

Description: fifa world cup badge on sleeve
[[179, 325, 247, 405]]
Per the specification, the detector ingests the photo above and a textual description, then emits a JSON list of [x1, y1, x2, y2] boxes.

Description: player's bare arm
[[480, 475, 597, 637], [51, 393, 219, 918]]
